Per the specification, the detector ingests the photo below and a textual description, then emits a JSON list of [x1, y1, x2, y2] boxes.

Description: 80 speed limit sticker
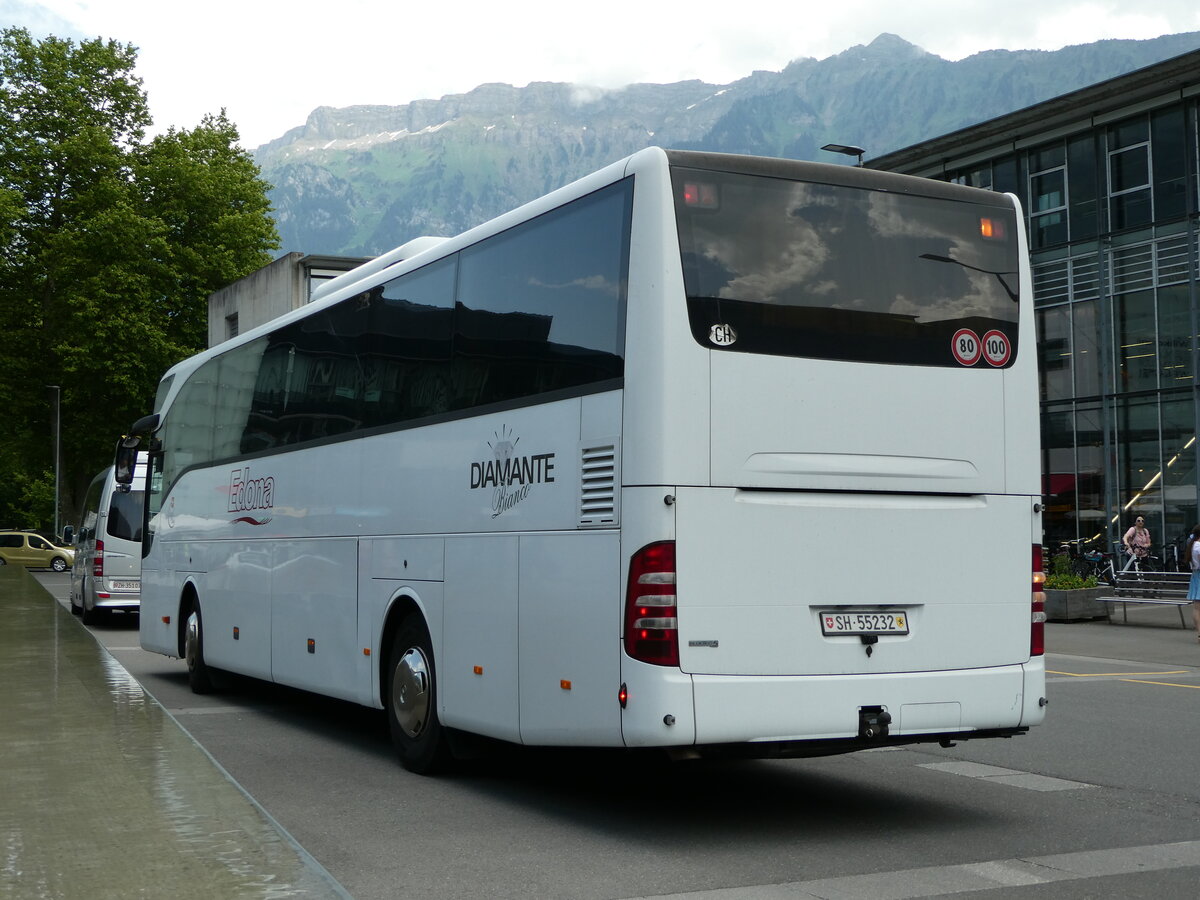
[[951, 328, 982, 366]]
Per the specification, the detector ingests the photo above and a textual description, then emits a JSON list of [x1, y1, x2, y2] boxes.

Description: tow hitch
[[858, 706, 892, 740]]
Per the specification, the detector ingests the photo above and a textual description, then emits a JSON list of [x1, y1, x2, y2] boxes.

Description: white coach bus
[[117, 148, 1045, 773]]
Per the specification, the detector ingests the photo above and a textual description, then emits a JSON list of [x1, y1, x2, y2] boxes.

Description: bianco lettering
[[492, 482, 532, 518]]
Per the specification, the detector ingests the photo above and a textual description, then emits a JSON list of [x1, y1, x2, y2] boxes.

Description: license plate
[[820, 610, 909, 636], [110, 580, 139, 591]]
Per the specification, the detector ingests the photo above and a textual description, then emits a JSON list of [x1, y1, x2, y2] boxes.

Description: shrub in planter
[[1043, 566, 1106, 621], [1044, 572, 1098, 591]]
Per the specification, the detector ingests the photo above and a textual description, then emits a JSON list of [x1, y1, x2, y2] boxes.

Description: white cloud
[[5, 0, 1200, 147], [1030, 3, 1184, 48], [0, 0, 81, 36]]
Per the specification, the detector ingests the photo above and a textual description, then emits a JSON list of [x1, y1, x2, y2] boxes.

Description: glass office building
[[870, 49, 1200, 563]]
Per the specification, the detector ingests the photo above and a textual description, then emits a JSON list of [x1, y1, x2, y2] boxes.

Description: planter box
[[1045, 586, 1109, 622]]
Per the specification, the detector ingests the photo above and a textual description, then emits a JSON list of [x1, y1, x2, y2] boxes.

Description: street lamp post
[[821, 143, 867, 167], [46, 385, 60, 538]]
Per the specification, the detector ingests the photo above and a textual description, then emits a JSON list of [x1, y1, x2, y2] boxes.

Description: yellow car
[[0, 531, 75, 572]]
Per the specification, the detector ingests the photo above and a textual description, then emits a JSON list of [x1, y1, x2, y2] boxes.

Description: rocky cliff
[[253, 32, 1200, 256]]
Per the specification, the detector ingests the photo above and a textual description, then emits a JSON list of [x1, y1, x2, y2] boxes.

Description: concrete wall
[[207, 252, 307, 348], [207, 253, 372, 348]]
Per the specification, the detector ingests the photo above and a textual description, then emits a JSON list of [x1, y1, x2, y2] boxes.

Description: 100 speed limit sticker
[[951, 328, 1011, 367]]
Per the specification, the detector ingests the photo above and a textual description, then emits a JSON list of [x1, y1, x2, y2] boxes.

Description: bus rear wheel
[[185, 603, 217, 694], [386, 616, 450, 774]]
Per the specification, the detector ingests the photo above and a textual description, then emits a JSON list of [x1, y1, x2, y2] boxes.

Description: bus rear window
[[673, 167, 1020, 367]]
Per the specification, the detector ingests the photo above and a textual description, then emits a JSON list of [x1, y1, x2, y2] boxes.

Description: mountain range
[[253, 32, 1200, 258]]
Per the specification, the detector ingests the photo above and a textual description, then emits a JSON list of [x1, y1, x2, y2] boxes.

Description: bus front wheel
[[386, 616, 449, 774]]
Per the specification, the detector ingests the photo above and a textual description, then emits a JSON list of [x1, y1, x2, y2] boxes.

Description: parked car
[[70, 455, 146, 623], [0, 530, 75, 571]]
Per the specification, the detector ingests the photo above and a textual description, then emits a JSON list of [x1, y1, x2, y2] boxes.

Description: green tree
[[0, 27, 278, 531]]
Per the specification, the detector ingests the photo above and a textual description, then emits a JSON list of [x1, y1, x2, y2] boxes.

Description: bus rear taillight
[[1031, 544, 1046, 656], [93, 539, 104, 578], [624, 541, 679, 667], [682, 182, 719, 209]]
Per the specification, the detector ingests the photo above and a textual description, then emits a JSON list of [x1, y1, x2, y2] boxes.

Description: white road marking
[[635, 839, 1200, 899], [917, 760, 1095, 791]]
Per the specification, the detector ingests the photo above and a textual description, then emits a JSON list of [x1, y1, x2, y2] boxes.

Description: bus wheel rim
[[185, 612, 200, 671], [392, 646, 431, 740]]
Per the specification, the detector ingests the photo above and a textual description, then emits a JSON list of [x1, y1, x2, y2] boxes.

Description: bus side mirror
[[62, 525, 74, 546], [114, 435, 140, 485]]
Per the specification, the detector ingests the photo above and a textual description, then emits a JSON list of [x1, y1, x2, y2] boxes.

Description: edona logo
[[228, 467, 275, 525], [469, 426, 555, 518]]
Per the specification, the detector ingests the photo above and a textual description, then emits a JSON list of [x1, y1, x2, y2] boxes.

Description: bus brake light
[[1031, 544, 1046, 656], [93, 539, 104, 578], [682, 182, 719, 209], [624, 542, 679, 666]]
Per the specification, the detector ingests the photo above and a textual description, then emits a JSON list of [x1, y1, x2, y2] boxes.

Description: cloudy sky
[[6, 0, 1200, 148]]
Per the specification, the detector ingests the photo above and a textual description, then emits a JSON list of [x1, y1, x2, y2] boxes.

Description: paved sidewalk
[[0, 566, 349, 900], [1047, 602, 1200, 667]]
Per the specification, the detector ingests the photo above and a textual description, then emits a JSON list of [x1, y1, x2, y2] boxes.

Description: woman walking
[[1123, 516, 1152, 571], [1188, 525, 1200, 643]]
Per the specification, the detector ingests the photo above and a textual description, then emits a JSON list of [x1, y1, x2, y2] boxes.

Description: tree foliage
[[0, 27, 278, 531]]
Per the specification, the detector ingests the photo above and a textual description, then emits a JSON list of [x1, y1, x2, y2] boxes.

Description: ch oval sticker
[[709, 323, 737, 346]]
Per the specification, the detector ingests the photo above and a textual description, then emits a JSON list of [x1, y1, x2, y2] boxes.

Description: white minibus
[[71, 454, 147, 624]]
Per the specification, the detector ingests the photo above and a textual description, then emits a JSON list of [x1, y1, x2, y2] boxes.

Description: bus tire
[[386, 616, 450, 774], [185, 603, 217, 694]]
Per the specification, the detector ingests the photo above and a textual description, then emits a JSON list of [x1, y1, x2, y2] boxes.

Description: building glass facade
[[872, 61, 1200, 565]]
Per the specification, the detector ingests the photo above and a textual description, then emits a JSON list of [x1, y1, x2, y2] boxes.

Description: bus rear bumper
[[622, 656, 1045, 749], [691, 658, 1045, 746], [92, 592, 141, 611]]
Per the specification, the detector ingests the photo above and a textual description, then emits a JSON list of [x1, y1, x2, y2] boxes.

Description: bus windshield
[[673, 166, 1020, 367]]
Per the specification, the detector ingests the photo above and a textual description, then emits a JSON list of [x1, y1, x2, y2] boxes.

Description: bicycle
[[1099, 554, 1119, 586], [1115, 548, 1163, 597], [1076, 548, 1116, 585], [1121, 551, 1160, 574]]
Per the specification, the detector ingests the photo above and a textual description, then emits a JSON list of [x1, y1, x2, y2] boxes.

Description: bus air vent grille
[[580, 443, 617, 527]]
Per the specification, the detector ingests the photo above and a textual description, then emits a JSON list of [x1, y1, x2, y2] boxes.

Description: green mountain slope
[[254, 32, 1200, 256]]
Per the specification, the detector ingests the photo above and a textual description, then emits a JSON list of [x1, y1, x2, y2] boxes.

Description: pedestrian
[[1122, 516, 1152, 571], [1188, 524, 1200, 643]]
